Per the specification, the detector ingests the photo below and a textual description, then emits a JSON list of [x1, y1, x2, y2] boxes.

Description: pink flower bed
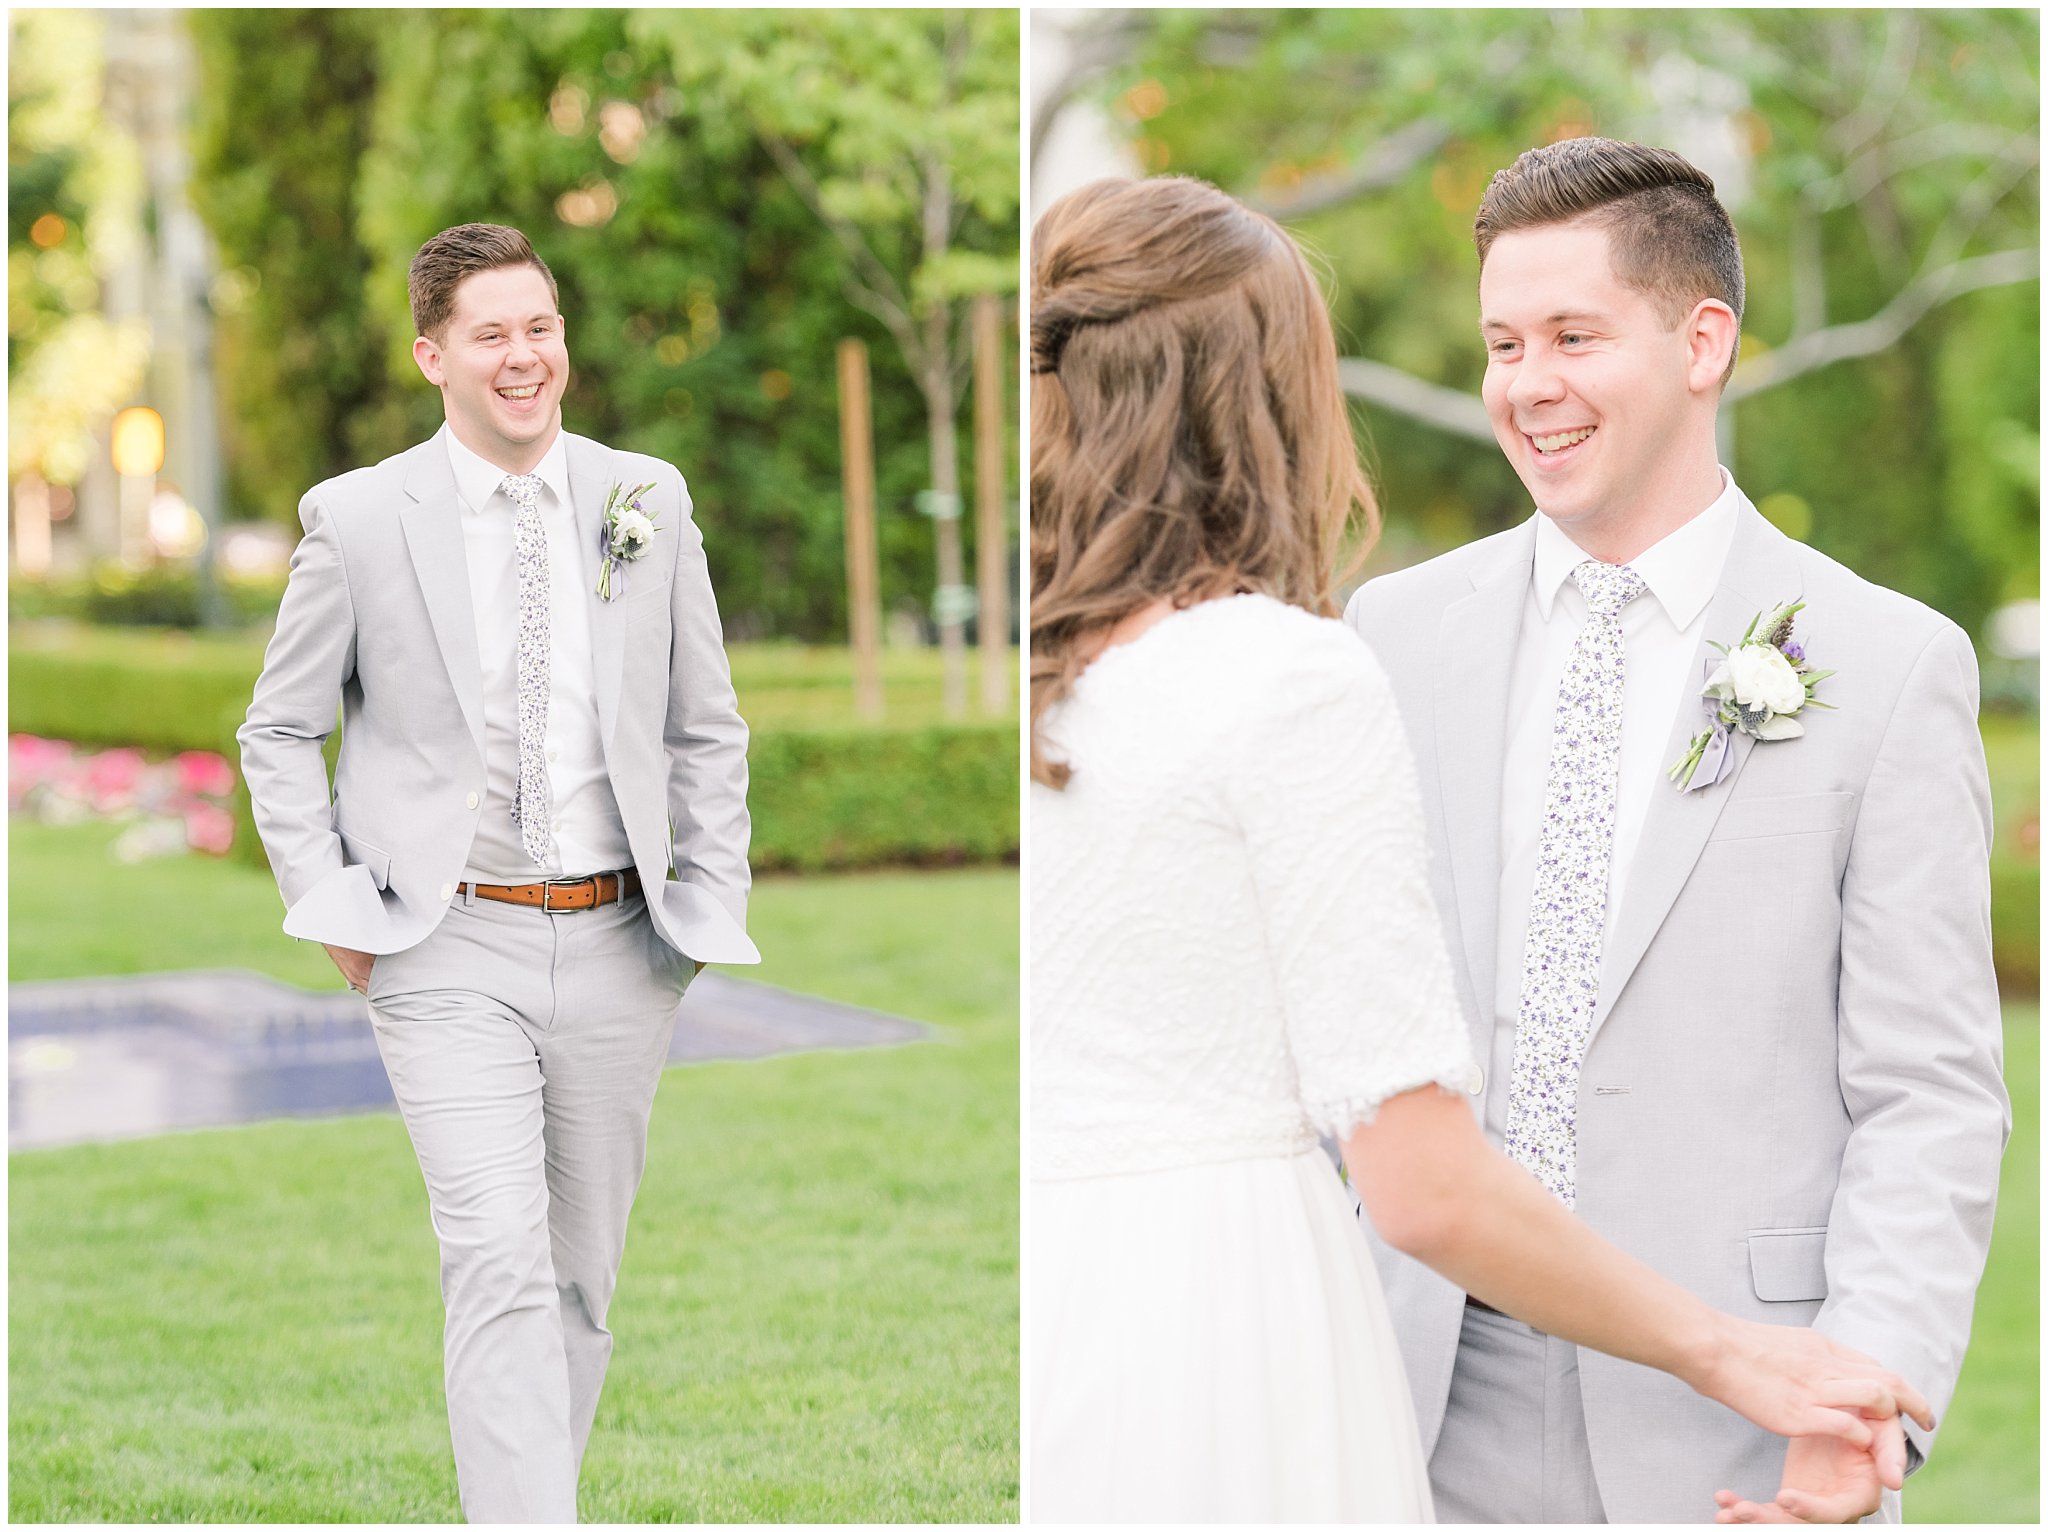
[[9, 734, 239, 858]]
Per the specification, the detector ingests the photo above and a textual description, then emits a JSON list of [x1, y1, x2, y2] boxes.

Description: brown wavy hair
[[1030, 176, 1379, 787]]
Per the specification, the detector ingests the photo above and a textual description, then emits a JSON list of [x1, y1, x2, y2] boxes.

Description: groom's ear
[[412, 334, 446, 389], [1684, 298, 1739, 395]]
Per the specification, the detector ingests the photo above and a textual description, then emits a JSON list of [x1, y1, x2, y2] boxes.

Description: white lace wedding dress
[[1031, 594, 1482, 1523]]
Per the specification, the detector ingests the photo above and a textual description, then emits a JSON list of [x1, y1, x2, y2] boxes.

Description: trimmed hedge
[[9, 626, 1017, 875], [749, 724, 1017, 872], [10, 626, 262, 755], [10, 571, 292, 630]]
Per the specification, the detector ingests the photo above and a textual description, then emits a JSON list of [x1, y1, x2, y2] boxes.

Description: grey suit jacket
[[1345, 504, 2008, 1522], [239, 425, 759, 966]]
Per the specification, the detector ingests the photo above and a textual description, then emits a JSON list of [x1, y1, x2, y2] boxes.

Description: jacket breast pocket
[[336, 825, 393, 891], [1710, 791, 1854, 843], [1748, 1226, 1829, 1302], [622, 577, 673, 625]]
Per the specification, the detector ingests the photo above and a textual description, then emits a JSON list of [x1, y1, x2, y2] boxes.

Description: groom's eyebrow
[[1480, 308, 1612, 331]]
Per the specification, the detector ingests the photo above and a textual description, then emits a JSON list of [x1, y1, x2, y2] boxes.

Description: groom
[[1346, 140, 2008, 1523], [240, 223, 759, 1521]]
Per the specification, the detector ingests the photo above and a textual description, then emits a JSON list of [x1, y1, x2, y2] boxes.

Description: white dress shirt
[[445, 427, 633, 882], [1482, 470, 1745, 1141]]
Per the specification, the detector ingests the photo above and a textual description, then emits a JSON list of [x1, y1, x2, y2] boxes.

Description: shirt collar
[[444, 424, 570, 516], [1531, 467, 1743, 629]]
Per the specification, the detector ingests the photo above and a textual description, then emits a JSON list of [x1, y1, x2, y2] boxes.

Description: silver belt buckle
[[540, 876, 590, 912]]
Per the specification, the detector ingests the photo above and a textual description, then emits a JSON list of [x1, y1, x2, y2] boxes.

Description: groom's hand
[[324, 942, 375, 993], [1712, 1415, 1902, 1523]]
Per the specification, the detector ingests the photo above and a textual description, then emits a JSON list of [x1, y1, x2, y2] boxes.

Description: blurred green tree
[[1042, 9, 2038, 637], [188, 10, 395, 525], [634, 9, 1021, 628], [183, 7, 1018, 642]]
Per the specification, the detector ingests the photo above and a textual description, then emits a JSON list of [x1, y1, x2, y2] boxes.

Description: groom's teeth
[[1533, 426, 1595, 453], [498, 385, 541, 400]]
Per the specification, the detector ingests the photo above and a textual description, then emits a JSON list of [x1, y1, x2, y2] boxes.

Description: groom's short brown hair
[[1475, 137, 1745, 381], [408, 223, 559, 343]]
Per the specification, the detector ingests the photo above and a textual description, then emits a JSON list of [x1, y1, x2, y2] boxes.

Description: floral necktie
[[1504, 559, 1647, 1206], [501, 473, 553, 870]]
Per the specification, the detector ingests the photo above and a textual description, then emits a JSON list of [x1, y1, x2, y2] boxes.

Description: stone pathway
[[9, 970, 929, 1152]]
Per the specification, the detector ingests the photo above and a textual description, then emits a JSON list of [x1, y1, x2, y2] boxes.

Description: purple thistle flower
[[1782, 641, 1805, 663]]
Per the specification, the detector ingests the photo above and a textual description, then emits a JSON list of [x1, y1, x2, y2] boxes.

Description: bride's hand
[[1690, 1314, 1932, 1449]]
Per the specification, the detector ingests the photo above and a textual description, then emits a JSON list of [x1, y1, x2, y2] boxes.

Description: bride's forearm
[[1349, 1088, 1930, 1452], [1344, 1088, 1728, 1393], [1428, 1140, 1728, 1388]]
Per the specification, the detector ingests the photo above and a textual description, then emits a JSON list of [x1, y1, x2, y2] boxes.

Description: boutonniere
[[1667, 600, 1836, 792], [596, 479, 659, 601]]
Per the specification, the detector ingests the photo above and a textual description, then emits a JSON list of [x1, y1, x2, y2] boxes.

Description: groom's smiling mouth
[[1526, 424, 1596, 462]]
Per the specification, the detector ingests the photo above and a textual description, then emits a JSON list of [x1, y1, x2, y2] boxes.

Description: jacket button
[[466, 791, 479, 809], [1467, 1066, 1485, 1096], [439, 883, 454, 901]]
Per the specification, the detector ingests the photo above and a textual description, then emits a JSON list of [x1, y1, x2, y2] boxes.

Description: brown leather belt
[[458, 868, 641, 912]]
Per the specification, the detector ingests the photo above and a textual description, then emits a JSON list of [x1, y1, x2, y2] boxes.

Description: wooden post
[[971, 294, 1011, 714], [837, 338, 884, 721]]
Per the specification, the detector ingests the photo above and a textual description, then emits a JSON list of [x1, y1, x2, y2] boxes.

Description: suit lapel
[[567, 434, 626, 747], [1590, 505, 1803, 1035], [399, 433, 486, 757], [1435, 525, 1535, 1029]]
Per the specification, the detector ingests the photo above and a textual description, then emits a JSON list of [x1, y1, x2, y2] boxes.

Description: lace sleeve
[[1223, 630, 1480, 1140]]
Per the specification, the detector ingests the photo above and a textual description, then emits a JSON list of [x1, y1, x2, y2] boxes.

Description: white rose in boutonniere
[[614, 507, 654, 551], [1715, 643, 1808, 730], [596, 479, 659, 601], [1668, 600, 1836, 790]]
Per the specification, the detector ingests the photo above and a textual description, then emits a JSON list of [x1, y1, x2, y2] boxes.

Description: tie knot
[[501, 473, 543, 511], [1570, 559, 1646, 618]]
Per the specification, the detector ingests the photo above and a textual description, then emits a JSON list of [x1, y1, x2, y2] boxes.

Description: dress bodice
[[1031, 594, 1479, 1180]]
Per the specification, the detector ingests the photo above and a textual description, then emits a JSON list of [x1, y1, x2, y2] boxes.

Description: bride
[[1027, 175, 1929, 1523]]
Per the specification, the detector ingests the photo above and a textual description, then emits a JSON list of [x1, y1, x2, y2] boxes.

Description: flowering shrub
[[9, 735, 238, 859]]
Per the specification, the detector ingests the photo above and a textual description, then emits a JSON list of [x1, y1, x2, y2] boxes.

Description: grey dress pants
[[366, 889, 694, 1523], [1429, 1300, 1609, 1524]]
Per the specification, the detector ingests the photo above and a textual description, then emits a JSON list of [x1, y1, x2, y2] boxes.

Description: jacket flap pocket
[[1748, 1227, 1829, 1302], [337, 826, 393, 891], [1712, 792, 1854, 843]]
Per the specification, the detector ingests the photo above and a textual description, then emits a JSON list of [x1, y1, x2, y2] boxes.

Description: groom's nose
[[1506, 346, 1565, 411]]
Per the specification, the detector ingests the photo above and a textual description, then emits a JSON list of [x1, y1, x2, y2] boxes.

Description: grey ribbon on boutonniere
[[1675, 659, 1737, 793]]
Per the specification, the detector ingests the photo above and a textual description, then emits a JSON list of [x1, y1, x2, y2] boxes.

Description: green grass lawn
[[8, 825, 1018, 1522]]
